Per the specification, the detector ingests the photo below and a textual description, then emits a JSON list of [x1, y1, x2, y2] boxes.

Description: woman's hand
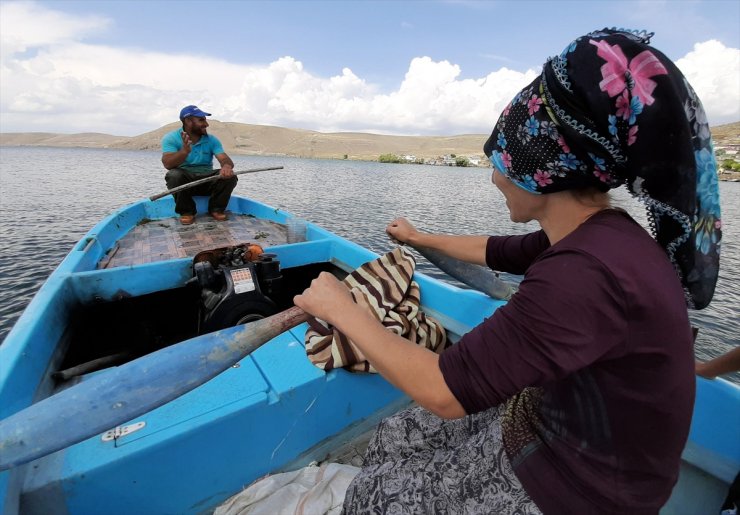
[[386, 217, 420, 246], [294, 272, 356, 325]]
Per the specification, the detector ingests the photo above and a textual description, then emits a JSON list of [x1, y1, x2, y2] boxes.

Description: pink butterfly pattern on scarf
[[590, 39, 668, 105]]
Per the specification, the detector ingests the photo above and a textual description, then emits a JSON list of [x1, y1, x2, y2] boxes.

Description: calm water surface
[[1, 147, 738, 383]]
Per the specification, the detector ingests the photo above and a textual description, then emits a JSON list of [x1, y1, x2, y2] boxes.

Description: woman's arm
[[294, 272, 467, 419], [386, 217, 490, 266]]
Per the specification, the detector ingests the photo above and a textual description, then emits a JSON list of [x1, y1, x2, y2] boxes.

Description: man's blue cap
[[179, 105, 211, 120]]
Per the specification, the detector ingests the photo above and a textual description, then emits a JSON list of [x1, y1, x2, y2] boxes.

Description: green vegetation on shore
[[721, 159, 740, 172], [378, 153, 472, 167], [378, 153, 403, 163]]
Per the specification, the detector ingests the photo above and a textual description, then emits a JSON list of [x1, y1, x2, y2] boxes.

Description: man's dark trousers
[[164, 168, 238, 215]]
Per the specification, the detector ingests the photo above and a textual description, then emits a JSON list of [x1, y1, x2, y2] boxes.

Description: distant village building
[[442, 155, 456, 166], [716, 144, 740, 156]]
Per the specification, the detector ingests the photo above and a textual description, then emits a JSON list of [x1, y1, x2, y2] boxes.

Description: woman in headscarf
[[295, 28, 721, 514]]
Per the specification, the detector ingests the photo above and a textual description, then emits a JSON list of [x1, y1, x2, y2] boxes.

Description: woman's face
[[491, 167, 543, 223]]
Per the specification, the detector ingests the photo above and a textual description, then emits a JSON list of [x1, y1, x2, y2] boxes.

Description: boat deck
[[99, 214, 290, 269]]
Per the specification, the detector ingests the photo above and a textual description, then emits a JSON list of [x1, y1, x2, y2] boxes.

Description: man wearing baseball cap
[[161, 105, 237, 224]]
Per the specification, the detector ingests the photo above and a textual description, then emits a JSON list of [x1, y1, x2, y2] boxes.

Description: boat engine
[[192, 244, 283, 334]]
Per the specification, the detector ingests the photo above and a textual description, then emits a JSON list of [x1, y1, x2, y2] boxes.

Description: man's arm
[[162, 131, 191, 169], [215, 152, 235, 178]]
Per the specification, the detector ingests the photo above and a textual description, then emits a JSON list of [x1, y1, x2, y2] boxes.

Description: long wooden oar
[[0, 307, 310, 471], [412, 245, 515, 300], [148, 166, 284, 201], [389, 234, 515, 300]]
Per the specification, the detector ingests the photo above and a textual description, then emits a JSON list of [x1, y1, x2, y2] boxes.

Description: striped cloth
[[305, 247, 447, 372]]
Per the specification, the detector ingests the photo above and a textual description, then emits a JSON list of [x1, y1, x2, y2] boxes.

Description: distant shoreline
[[4, 143, 740, 181], [0, 121, 492, 164], [2, 119, 739, 179], [718, 171, 740, 182]]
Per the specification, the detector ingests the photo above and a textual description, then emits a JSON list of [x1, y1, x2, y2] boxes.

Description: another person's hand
[[294, 272, 355, 325], [386, 217, 420, 245], [220, 164, 235, 178], [695, 346, 740, 379], [696, 359, 718, 379]]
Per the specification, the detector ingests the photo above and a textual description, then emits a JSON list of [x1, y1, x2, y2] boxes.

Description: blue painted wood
[[688, 376, 740, 481], [68, 260, 194, 300], [0, 307, 310, 470], [50, 362, 403, 515], [17, 320, 406, 514]]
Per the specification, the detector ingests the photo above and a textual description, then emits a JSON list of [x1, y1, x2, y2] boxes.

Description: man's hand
[[215, 153, 235, 178], [180, 131, 192, 154], [219, 163, 235, 178], [162, 131, 193, 169]]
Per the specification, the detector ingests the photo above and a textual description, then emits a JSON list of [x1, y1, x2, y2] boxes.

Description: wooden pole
[[149, 166, 284, 201], [389, 236, 515, 300], [412, 245, 515, 300]]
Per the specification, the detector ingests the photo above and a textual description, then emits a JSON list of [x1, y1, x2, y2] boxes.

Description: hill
[[0, 121, 490, 161], [2, 120, 738, 164], [712, 122, 740, 144], [712, 121, 740, 145], [0, 132, 128, 148]]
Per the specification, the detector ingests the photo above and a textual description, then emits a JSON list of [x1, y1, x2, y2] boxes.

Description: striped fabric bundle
[[305, 247, 447, 372]]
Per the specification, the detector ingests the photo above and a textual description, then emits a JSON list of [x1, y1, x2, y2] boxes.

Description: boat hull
[[0, 195, 737, 514]]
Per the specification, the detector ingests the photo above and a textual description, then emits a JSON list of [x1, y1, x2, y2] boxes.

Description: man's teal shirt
[[161, 129, 225, 173]]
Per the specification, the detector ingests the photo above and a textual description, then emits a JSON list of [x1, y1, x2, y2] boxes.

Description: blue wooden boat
[[0, 195, 738, 514]]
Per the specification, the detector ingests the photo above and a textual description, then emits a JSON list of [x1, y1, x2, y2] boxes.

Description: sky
[[1, 0, 739, 137]]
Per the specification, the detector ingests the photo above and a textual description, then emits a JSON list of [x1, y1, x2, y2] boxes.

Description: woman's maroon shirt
[[439, 210, 695, 514]]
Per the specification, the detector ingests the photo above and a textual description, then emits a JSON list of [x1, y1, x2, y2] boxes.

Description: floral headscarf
[[484, 28, 721, 310]]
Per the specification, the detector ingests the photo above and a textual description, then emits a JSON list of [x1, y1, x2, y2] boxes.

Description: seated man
[[161, 105, 237, 225]]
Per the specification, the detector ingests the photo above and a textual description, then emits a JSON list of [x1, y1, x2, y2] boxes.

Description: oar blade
[[413, 246, 515, 300]]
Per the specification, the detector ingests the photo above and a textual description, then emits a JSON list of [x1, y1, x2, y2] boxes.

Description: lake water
[[1, 147, 738, 383]]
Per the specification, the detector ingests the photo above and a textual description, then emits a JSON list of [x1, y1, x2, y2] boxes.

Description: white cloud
[[675, 40, 740, 126], [0, 2, 737, 136], [0, 1, 110, 58]]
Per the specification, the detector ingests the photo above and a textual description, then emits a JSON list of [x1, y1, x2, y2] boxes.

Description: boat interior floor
[[100, 213, 289, 269], [320, 402, 416, 468], [321, 427, 375, 468]]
